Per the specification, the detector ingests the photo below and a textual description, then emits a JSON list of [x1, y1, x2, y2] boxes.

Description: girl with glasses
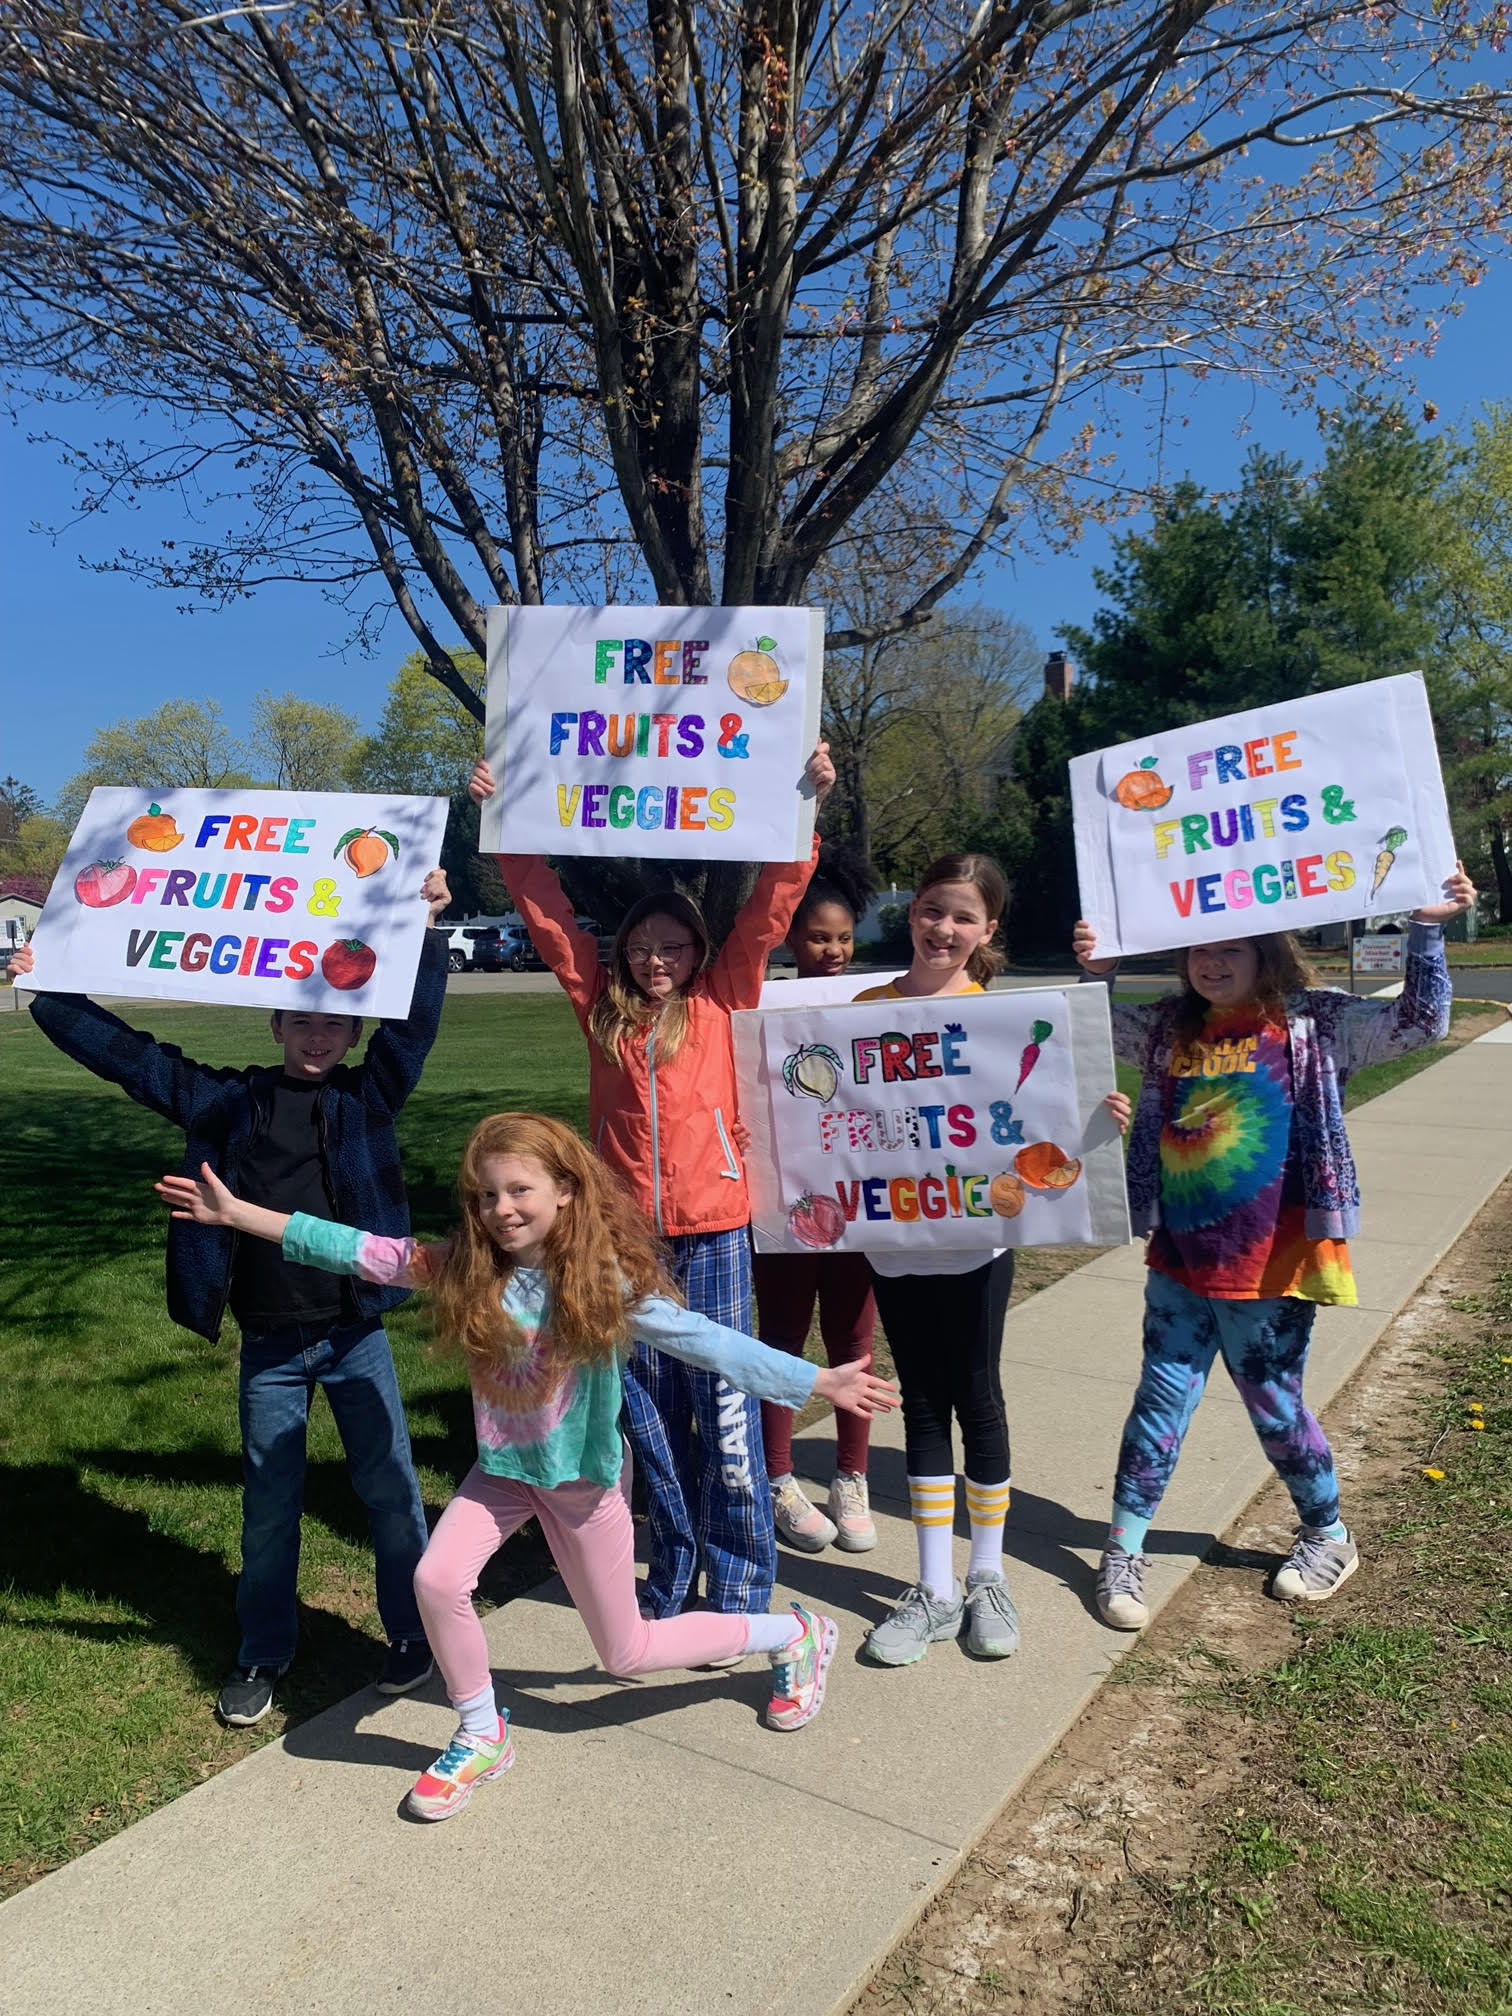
[[468, 749, 835, 1632]]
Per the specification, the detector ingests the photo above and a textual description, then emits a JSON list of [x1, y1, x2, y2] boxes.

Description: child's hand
[[8, 944, 34, 978], [156, 1162, 243, 1227], [1072, 919, 1118, 976], [805, 741, 836, 808], [1412, 859, 1476, 925], [813, 1355, 901, 1418], [468, 759, 496, 805], [1103, 1089, 1133, 1135], [422, 868, 451, 925], [729, 1115, 753, 1157]]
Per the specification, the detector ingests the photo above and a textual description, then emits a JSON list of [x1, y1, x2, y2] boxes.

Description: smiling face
[[908, 880, 999, 986], [1184, 938, 1261, 1009], [623, 910, 699, 1001], [473, 1152, 575, 1269], [272, 1011, 362, 1080], [790, 900, 855, 978]]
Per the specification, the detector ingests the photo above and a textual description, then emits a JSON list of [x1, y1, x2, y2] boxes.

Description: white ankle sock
[[743, 1610, 804, 1655], [965, 1476, 1013, 1579], [907, 1474, 957, 1599], [456, 1685, 500, 1738]]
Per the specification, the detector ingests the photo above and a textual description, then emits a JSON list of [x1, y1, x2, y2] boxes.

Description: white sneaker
[[1271, 1526, 1359, 1603], [827, 1471, 877, 1552], [771, 1474, 837, 1552], [1095, 1547, 1149, 1630]]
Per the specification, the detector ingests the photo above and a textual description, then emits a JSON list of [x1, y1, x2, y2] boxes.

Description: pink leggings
[[414, 1465, 750, 1705]]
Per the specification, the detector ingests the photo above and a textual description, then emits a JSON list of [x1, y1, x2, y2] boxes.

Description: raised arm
[[628, 1295, 898, 1418], [29, 983, 236, 1129], [469, 759, 604, 1014], [359, 870, 452, 1115], [704, 742, 834, 1009], [1072, 919, 1163, 1070]]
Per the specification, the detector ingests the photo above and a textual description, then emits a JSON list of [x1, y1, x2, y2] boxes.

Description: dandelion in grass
[[1421, 1467, 1446, 1482]]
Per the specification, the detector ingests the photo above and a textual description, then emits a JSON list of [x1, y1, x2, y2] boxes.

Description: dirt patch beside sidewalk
[[852, 1177, 1512, 2016]]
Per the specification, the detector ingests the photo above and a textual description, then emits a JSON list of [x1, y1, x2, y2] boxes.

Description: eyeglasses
[[625, 939, 694, 966]]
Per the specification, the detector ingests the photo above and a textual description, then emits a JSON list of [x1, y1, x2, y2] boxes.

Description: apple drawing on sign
[[322, 940, 377, 990]]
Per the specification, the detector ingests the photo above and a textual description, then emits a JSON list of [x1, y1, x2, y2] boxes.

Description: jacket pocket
[[713, 1106, 740, 1181]]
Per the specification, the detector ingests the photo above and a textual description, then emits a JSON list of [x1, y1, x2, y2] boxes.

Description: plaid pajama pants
[[621, 1226, 777, 1616]]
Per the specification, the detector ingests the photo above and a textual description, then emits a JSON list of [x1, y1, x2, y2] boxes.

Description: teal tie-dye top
[[281, 1214, 816, 1489]]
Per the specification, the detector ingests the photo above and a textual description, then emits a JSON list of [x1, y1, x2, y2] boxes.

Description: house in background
[[0, 877, 46, 948], [981, 650, 1076, 807]]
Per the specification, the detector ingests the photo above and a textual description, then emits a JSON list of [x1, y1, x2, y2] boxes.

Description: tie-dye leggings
[[1114, 1270, 1340, 1529]]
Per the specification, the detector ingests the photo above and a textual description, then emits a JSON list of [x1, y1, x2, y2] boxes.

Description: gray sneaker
[[1271, 1526, 1359, 1603], [1096, 1547, 1149, 1630], [963, 1570, 1020, 1658], [863, 1581, 963, 1666]]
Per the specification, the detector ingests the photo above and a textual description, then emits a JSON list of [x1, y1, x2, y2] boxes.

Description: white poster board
[[758, 971, 905, 1008], [1071, 675, 1455, 958], [25, 787, 449, 1016], [733, 989, 1130, 1255], [480, 605, 824, 862]]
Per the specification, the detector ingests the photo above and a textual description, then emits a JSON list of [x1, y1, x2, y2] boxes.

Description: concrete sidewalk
[[4, 1029, 1510, 2016]]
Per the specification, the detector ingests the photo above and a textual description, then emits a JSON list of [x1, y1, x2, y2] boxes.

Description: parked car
[[436, 928, 469, 974]]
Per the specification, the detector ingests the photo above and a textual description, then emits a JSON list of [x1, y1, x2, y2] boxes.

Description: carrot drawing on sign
[[1371, 825, 1408, 900], [1016, 1020, 1053, 1091]]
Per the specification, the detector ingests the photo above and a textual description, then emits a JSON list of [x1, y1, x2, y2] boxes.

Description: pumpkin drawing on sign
[[1111, 756, 1174, 811]]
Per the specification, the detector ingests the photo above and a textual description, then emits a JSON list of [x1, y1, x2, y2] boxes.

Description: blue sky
[[4, 259, 1511, 808]]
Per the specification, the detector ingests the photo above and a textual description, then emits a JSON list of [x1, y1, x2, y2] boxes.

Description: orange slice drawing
[[1014, 1142, 1083, 1191]]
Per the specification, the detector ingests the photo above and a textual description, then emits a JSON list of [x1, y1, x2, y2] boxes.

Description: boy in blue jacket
[[14, 869, 451, 1727]]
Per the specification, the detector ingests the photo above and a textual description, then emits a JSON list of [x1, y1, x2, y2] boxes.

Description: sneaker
[[1271, 1526, 1360, 1604], [376, 1637, 435, 1695], [766, 1604, 839, 1731], [406, 1715, 516, 1822], [827, 1470, 877, 1552], [771, 1474, 837, 1553], [1096, 1547, 1149, 1631], [216, 1663, 288, 1727], [863, 1581, 964, 1667], [963, 1570, 1020, 1658]]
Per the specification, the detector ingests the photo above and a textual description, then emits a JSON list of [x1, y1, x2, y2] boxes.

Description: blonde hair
[[1170, 933, 1317, 1041], [914, 852, 1010, 987], [430, 1112, 674, 1380], [587, 892, 711, 1068]]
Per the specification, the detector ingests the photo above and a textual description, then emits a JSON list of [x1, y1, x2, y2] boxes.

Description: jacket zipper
[[646, 1026, 664, 1235], [208, 1077, 271, 1342], [712, 1106, 740, 1182]]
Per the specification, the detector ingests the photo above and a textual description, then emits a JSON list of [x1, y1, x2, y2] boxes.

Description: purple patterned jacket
[[1101, 923, 1452, 1242]]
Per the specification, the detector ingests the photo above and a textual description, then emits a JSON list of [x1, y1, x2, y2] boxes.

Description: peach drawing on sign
[[334, 826, 399, 877], [1014, 1142, 1083, 1191], [781, 1043, 842, 1100], [727, 636, 789, 708], [127, 804, 185, 851], [1111, 756, 1174, 811]]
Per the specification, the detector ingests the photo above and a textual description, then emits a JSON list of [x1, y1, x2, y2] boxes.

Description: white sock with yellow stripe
[[906, 1473, 957, 1600], [965, 1476, 1013, 1579]]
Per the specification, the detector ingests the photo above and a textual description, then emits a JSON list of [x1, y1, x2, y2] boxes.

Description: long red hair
[[430, 1112, 674, 1379]]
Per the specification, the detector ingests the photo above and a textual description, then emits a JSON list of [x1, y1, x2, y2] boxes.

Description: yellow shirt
[[852, 979, 987, 1002]]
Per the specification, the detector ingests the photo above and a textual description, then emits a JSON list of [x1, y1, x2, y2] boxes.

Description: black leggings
[[868, 1253, 1015, 1484]]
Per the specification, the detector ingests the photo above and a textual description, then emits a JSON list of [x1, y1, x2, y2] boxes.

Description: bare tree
[[2, 2, 1508, 732]]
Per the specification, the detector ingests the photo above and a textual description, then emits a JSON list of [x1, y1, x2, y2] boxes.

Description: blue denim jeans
[[236, 1317, 428, 1667]]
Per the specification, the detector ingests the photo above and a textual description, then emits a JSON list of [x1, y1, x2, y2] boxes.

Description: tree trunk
[[1490, 822, 1512, 926]]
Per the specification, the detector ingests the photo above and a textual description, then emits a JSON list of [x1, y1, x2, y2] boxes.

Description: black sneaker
[[376, 1638, 435, 1695], [216, 1663, 287, 1727]]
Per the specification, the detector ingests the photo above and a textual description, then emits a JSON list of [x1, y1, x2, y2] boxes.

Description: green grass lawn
[[0, 983, 1502, 1896], [0, 993, 585, 1893]]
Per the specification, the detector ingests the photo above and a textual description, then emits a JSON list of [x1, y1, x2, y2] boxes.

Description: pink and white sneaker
[[771, 1474, 837, 1552], [406, 1715, 515, 1821], [827, 1470, 877, 1552], [766, 1604, 839, 1732]]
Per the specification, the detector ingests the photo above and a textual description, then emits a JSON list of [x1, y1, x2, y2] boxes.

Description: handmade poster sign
[[1070, 675, 1456, 958], [24, 787, 449, 1016], [732, 988, 1130, 1255], [479, 605, 825, 862]]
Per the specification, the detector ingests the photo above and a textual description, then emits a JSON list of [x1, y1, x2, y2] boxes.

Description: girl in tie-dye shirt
[[159, 1112, 897, 1824], [1074, 862, 1474, 1632]]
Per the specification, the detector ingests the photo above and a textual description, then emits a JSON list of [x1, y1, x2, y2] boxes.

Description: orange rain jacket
[[497, 842, 819, 1237]]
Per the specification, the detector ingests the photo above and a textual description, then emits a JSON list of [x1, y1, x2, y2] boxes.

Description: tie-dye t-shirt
[[1145, 1007, 1356, 1305]]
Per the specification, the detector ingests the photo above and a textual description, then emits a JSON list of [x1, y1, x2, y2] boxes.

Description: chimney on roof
[[1043, 650, 1074, 702]]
